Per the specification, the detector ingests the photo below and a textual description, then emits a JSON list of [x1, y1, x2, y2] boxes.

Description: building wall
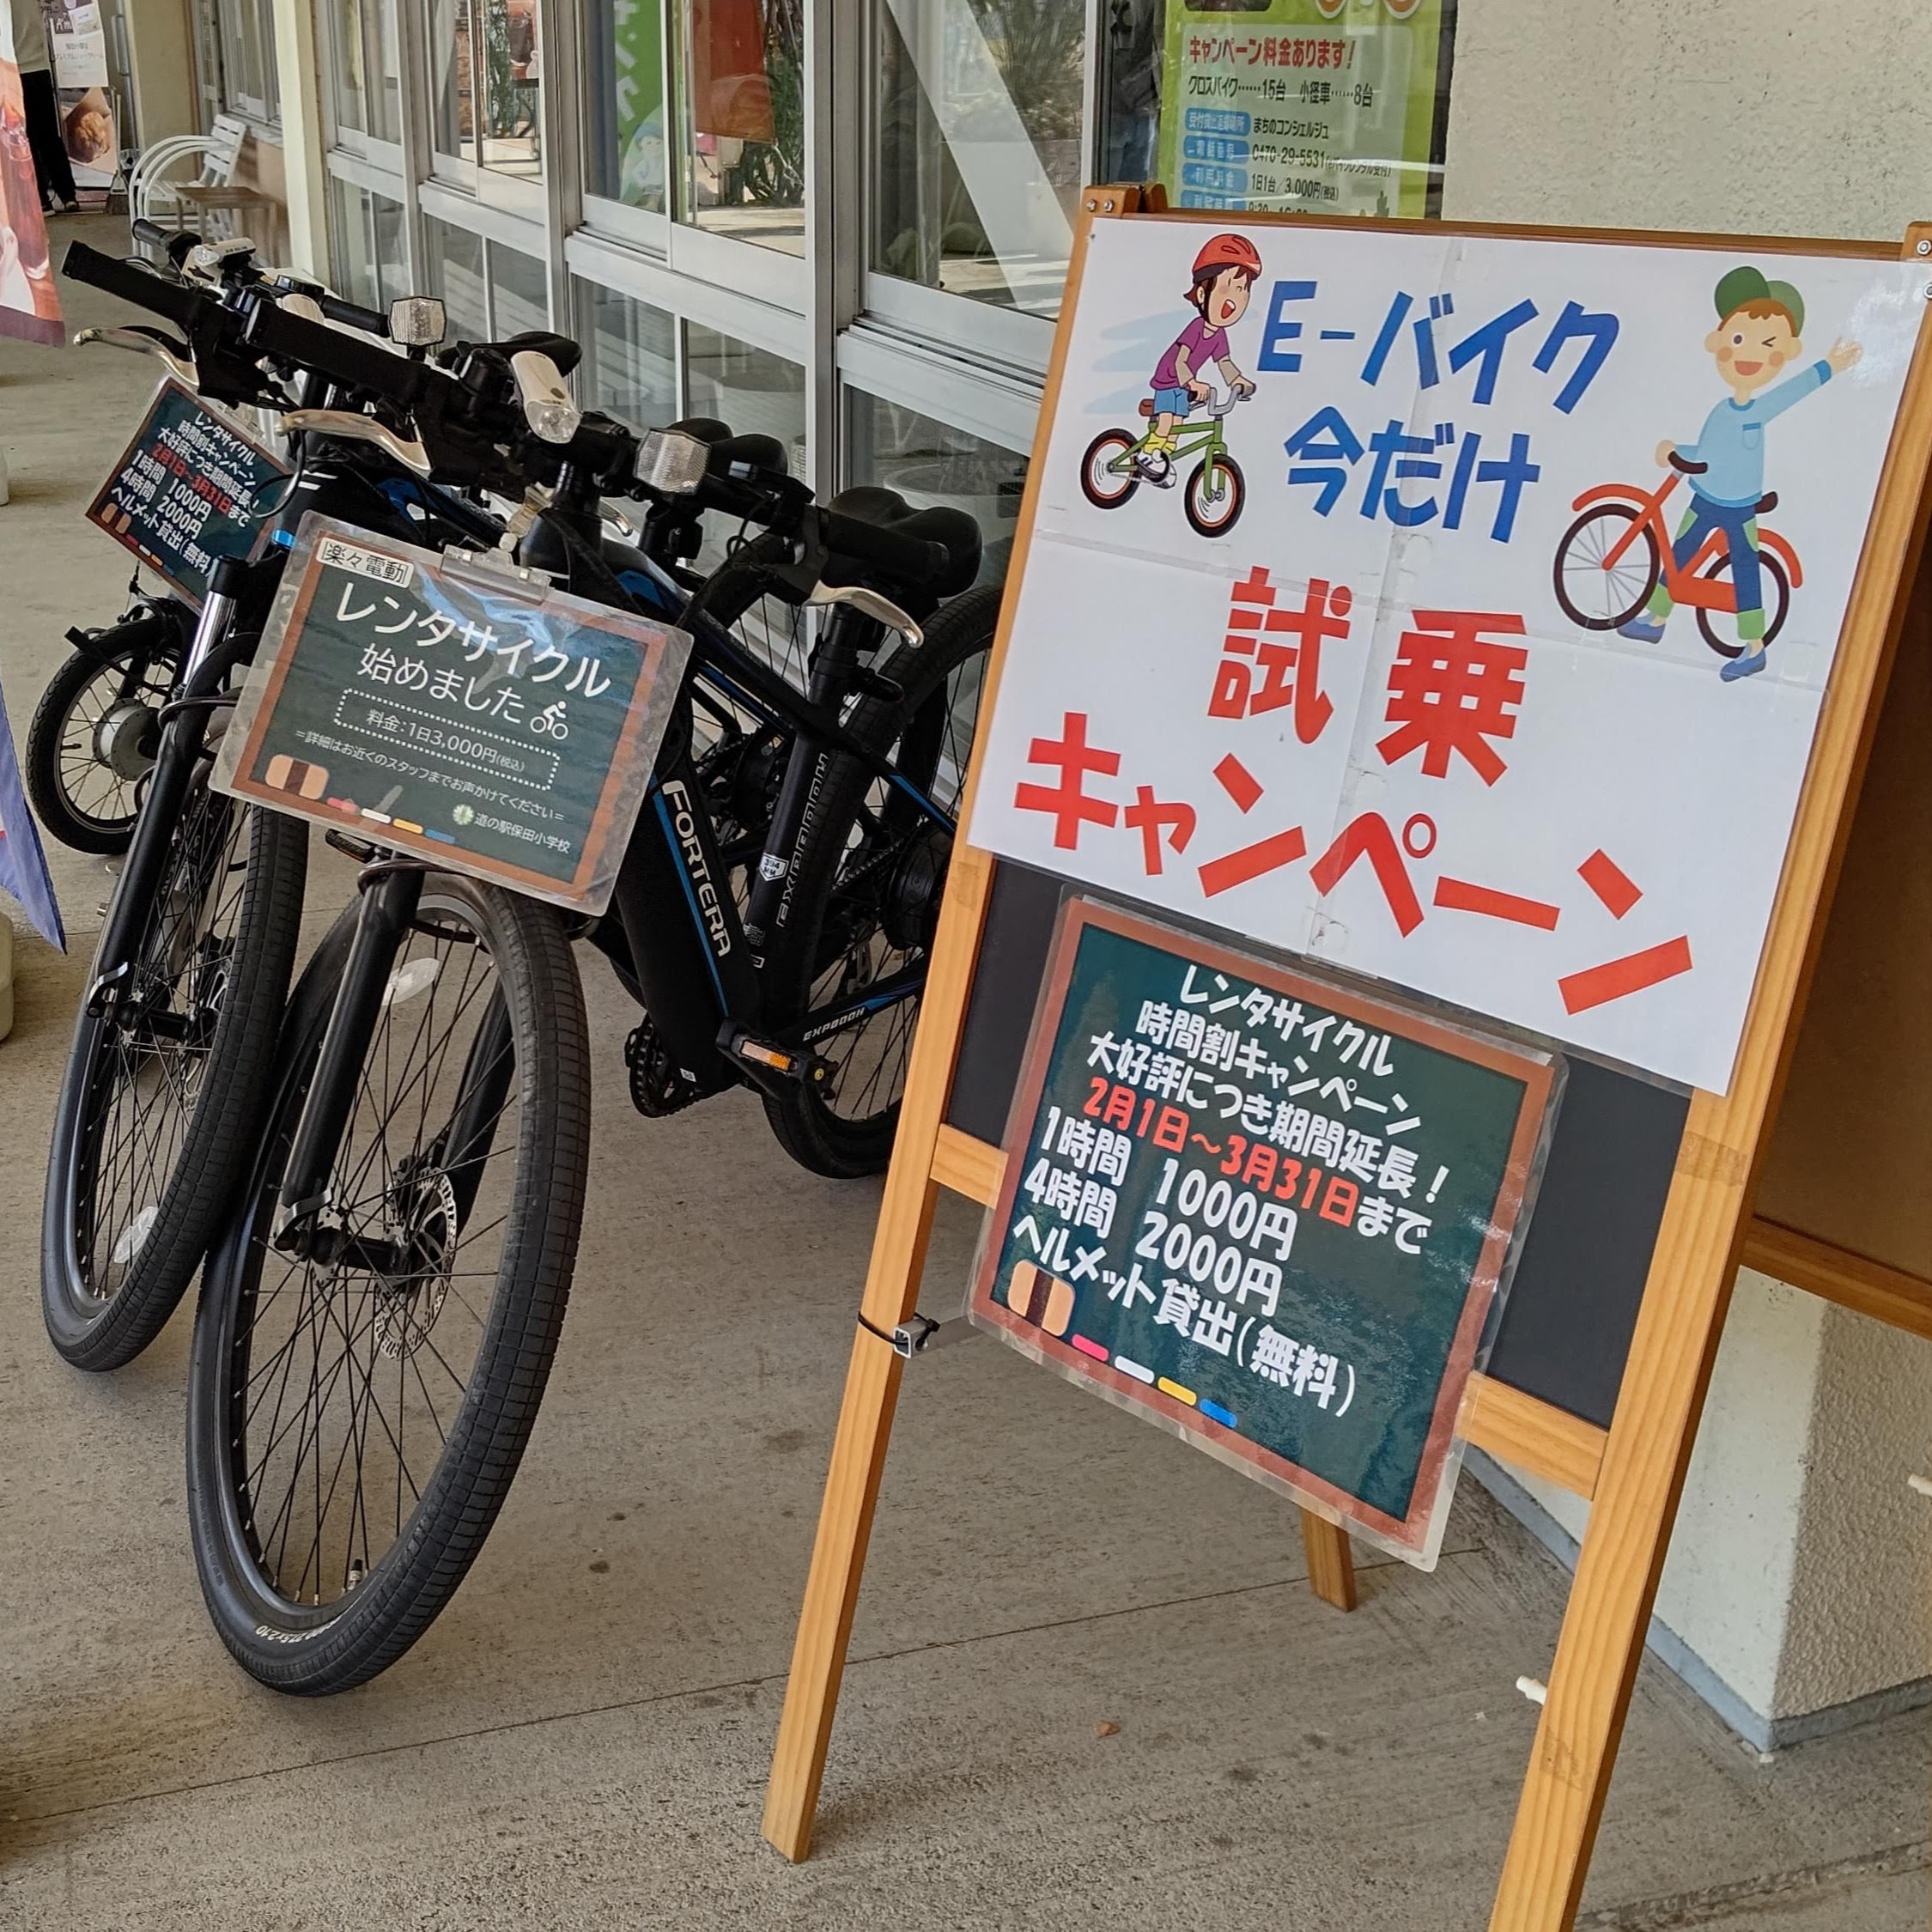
[[1441, 0, 1932, 244], [123, 0, 201, 146]]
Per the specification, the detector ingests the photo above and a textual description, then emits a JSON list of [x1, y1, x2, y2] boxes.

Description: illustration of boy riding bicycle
[[1080, 232, 1261, 539], [1552, 264, 1860, 677]]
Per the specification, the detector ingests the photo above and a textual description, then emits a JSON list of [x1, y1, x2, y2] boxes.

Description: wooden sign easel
[[762, 190, 1932, 1929]]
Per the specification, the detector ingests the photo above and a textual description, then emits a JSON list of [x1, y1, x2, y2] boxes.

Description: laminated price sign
[[970, 896, 1555, 1564], [86, 376, 289, 605], [214, 513, 690, 914]]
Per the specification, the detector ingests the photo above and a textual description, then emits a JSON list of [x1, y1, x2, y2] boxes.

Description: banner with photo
[[0, 8, 64, 346]]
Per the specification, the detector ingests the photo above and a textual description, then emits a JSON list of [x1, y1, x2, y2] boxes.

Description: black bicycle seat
[[823, 485, 982, 600]]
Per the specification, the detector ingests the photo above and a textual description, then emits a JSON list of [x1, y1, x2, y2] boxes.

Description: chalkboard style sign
[[85, 377, 288, 605], [213, 514, 690, 914], [971, 897, 1556, 1564]]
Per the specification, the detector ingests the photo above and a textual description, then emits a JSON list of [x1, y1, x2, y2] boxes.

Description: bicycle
[[71, 240, 995, 1692], [48, 236, 797, 1377], [1552, 450, 1802, 659], [1079, 387, 1249, 538]]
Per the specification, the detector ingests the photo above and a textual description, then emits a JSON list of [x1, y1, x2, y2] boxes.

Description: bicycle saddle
[[823, 485, 982, 600]]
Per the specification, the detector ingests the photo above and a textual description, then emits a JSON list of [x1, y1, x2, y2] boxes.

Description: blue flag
[[0, 675, 65, 951]]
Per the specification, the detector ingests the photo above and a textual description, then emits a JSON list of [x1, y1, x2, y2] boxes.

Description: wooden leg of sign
[[762, 850, 999, 1863], [1298, 1511, 1357, 1611], [1490, 231, 1932, 1929]]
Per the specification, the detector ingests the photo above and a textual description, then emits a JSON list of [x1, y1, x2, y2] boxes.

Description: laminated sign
[[85, 376, 289, 605], [970, 898, 1555, 1565], [967, 221, 1929, 1091], [214, 513, 691, 914]]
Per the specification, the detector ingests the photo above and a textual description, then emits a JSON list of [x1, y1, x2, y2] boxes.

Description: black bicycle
[[138, 323, 993, 1692], [41, 237, 529, 1372]]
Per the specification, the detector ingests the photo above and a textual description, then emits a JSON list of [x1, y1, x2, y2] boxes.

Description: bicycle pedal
[[718, 1024, 831, 1091], [623, 1019, 702, 1117]]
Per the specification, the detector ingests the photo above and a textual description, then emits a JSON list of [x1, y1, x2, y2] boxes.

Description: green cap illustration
[[1713, 264, 1804, 336]]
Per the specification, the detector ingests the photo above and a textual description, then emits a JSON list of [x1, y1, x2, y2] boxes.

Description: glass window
[[425, 218, 489, 341], [331, 180, 408, 308], [374, 193, 408, 303], [329, 178, 382, 311], [488, 241, 551, 337], [683, 321, 805, 466], [872, 0, 1084, 314], [586, 0, 667, 212], [676, 0, 805, 255], [577, 282, 679, 428], [434, 0, 544, 178], [211, 0, 279, 123], [848, 393, 1026, 587], [331, 0, 403, 146]]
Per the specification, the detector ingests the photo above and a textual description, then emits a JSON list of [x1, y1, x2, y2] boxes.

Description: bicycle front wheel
[[186, 874, 590, 1693], [761, 584, 999, 1177], [42, 784, 307, 1370], [26, 637, 175, 856]]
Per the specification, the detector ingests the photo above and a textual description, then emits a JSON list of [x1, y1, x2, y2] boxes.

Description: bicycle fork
[[86, 558, 251, 1017]]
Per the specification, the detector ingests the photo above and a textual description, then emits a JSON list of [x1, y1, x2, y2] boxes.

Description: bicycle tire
[[1080, 429, 1140, 509], [761, 584, 999, 1178], [1694, 548, 1791, 659], [25, 641, 174, 856], [186, 874, 591, 1693], [1183, 453, 1245, 538], [42, 789, 307, 1370]]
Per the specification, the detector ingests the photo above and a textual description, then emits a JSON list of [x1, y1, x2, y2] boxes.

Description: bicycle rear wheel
[[761, 584, 999, 1177], [186, 873, 590, 1693], [42, 782, 307, 1370], [25, 637, 176, 856]]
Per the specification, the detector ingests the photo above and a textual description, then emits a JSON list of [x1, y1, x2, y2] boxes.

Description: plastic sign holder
[[761, 188, 1932, 1931]]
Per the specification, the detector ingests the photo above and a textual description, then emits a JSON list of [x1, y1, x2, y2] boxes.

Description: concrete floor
[[0, 217, 1926, 1930]]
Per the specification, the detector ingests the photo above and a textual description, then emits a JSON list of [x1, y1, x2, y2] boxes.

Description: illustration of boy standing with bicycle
[[1618, 265, 1861, 680], [1136, 233, 1262, 484]]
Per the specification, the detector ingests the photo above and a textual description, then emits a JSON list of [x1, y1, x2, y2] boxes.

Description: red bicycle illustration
[[1552, 451, 1801, 659]]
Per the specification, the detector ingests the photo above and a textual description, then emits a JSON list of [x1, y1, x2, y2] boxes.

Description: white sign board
[[969, 219, 1926, 1091]]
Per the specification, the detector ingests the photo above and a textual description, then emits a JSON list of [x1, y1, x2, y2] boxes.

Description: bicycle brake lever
[[280, 408, 433, 477], [74, 325, 197, 386], [805, 580, 923, 646]]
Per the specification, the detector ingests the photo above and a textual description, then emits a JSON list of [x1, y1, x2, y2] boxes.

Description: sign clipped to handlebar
[[85, 376, 290, 606], [213, 513, 692, 914]]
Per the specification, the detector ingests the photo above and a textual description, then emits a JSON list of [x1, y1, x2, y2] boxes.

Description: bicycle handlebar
[[1667, 450, 1708, 475], [315, 290, 391, 338]]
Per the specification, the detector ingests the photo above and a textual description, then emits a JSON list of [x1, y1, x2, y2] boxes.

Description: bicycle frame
[[1575, 472, 1805, 613], [272, 493, 964, 1237]]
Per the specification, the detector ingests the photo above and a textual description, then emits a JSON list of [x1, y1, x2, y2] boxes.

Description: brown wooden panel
[[1755, 556, 1932, 1288]]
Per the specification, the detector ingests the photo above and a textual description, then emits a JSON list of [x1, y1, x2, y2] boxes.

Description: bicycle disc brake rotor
[[374, 1169, 459, 1359]]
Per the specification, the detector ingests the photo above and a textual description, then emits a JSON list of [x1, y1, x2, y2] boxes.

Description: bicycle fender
[[1758, 529, 1803, 590], [1570, 482, 1647, 515], [65, 603, 185, 668]]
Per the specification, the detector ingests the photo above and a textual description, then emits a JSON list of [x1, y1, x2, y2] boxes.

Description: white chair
[[127, 113, 250, 245]]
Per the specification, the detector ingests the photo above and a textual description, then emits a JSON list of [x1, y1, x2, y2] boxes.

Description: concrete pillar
[[268, 0, 330, 282], [1475, 1273, 1932, 1749]]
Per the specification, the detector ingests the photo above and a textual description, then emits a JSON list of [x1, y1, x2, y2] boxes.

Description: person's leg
[[1619, 500, 1710, 640], [21, 70, 78, 208], [1717, 505, 1771, 678]]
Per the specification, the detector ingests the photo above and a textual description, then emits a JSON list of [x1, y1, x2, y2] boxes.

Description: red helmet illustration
[[1189, 233, 1263, 285]]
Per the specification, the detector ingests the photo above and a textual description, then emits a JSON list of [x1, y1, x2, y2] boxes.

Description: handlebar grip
[[62, 240, 204, 327], [130, 217, 170, 249], [317, 291, 391, 338], [243, 295, 418, 403], [820, 507, 948, 590], [1668, 451, 1708, 475]]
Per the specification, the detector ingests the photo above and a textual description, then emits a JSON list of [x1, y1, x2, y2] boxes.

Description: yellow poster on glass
[[1157, 0, 1453, 221]]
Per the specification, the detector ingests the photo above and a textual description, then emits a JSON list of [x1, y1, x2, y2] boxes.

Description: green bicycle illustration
[[1079, 389, 1251, 539]]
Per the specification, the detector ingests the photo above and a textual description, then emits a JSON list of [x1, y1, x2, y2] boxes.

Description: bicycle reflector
[[388, 296, 447, 349], [634, 428, 708, 496]]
